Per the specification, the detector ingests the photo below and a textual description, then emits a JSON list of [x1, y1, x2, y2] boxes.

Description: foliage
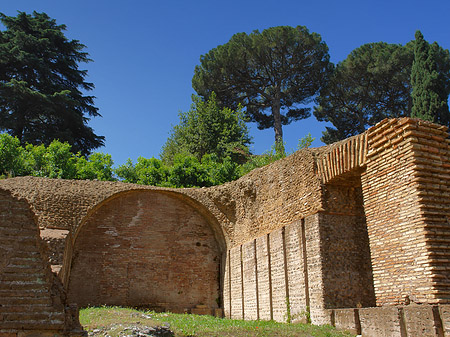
[[314, 37, 450, 144], [79, 306, 353, 337], [297, 133, 315, 150], [168, 154, 209, 187], [201, 153, 240, 185], [115, 157, 169, 186], [411, 31, 450, 124], [76, 152, 115, 181], [1, 132, 311, 187], [116, 153, 240, 188], [239, 134, 315, 177], [238, 142, 286, 176], [0, 133, 25, 177], [0, 133, 114, 180], [314, 42, 413, 144], [161, 93, 251, 165], [0, 11, 104, 155], [39, 140, 77, 179], [192, 25, 332, 147]]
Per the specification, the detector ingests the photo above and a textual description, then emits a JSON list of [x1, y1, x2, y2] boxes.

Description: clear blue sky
[[2, 0, 450, 166]]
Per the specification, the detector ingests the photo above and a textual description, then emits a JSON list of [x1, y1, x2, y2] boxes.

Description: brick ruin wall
[[1, 117, 450, 336], [68, 190, 221, 313], [0, 189, 83, 336], [362, 118, 450, 306]]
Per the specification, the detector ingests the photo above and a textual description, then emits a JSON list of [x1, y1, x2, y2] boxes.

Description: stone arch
[[65, 189, 226, 313]]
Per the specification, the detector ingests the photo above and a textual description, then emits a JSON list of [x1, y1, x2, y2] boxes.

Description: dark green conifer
[[411, 31, 450, 123], [0, 11, 104, 155]]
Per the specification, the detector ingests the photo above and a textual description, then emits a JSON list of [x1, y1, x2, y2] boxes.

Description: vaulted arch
[[65, 189, 226, 313]]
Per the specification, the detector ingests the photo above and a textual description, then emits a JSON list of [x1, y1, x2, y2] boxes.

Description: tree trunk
[[272, 93, 284, 155], [272, 90, 283, 144]]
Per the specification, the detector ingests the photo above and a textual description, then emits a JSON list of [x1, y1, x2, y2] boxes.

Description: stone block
[[333, 309, 360, 335], [439, 305, 450, 337], [359, 307, 402, 337], [402, 305, 437, 337]]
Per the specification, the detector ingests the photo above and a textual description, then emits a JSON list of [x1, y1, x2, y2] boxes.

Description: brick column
[[362, 118, 450, 306]]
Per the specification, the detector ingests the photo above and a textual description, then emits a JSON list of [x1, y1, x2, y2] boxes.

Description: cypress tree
[[411, 30, 449, 122]]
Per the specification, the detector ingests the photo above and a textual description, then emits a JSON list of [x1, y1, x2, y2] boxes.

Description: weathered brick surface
[[284, 221, 307, 322], [402, 305, 438, 337], [316, 132, 368, 184], [0, 189, 83, 336], [303, 213, 326, 324], [0, 147, 322, 250], [440, 304, 450, 336], [319, 175, 375, 309], [332, 309, 360, 335], [362, 118, 450, 306], [319, 212, 375, 309], [269, 228, 287, 322], [229, 246, 243, 319], [67, 191, 221, 313], [223, 250, 231, 318], [331, 305, 448, 337], [3, 117, 450, 330], [255, 235, 271, 321], [242, 240, 257, 320]]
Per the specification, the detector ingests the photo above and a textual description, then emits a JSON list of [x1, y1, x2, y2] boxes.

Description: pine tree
[[192, 26, 332, 148]]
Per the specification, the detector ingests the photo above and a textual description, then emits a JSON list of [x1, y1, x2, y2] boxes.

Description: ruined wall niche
[[320, 169, 376, 309], [66, 190, 225, 314]]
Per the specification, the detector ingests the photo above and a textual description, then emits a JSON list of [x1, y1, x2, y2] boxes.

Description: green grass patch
[[79, 306, 355, 337]]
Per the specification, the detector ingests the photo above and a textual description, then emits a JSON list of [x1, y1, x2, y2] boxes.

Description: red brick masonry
[[1, 118, 449, 336]]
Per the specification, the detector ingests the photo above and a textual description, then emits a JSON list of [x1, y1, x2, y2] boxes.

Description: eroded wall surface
[[68, 190, 222, 313], [320, 174, 375, 309], [329, 305, 450, 337], [0, 188, 83, 336]]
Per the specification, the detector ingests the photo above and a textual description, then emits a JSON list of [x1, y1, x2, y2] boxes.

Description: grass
[[79, 306, 355, 337]]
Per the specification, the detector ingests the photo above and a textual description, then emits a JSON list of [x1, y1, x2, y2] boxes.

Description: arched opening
[[66, 190, 224, 313]]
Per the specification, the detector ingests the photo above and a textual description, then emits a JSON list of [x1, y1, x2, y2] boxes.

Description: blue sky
[[2, 0, 450, 166]]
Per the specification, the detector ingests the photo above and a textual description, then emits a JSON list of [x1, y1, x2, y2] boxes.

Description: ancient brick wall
[[223, 215, 325, 324], [362, 118, 450, 306], [206, 148, 322, 247], [319, 174, 376, 309], [0, 188, 83, 336], [67, 190, 222, 313], [2, 117, 450, 331]]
